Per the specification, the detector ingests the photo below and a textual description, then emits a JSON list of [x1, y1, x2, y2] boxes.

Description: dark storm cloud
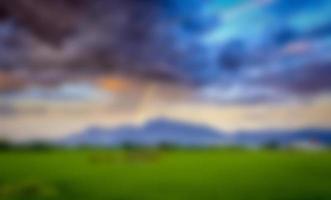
[[0, 0, 85, 44], [0, 3, 9, 20], [0, 0, 220, 84], [0, 0, 331, 104]]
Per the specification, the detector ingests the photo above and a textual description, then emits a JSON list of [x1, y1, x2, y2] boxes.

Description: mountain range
[[61, 118, 331, 148]]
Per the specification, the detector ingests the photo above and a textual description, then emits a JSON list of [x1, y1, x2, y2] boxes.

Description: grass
[[0, 149, 331, 200]]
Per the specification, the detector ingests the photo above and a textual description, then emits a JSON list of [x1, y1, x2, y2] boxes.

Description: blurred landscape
[[1, 0, 331, 199]]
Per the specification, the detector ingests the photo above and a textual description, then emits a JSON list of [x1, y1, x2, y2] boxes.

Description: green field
[[0, 150, 331, 200]]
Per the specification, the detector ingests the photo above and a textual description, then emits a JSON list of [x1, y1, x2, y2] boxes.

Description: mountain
[[234, 128, 331, 147], [61, 118, 331, 148], [61, 118, 226, 147]]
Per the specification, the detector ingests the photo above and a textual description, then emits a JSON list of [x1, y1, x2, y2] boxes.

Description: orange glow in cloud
[[97, 76, 133, 92], [0, 72, 25, 92]]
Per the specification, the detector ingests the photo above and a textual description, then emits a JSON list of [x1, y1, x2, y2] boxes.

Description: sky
[[0, 0, 331, 140]]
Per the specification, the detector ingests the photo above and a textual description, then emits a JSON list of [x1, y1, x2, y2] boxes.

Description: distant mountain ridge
[[61, 118, 331, 147], [62, 118, 226, 147], [234, 128, 331, 147]]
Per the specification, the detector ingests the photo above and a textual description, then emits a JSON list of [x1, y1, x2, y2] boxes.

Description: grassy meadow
[[0, 149, 331, 200]]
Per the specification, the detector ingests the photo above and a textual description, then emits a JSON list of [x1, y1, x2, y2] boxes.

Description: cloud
[[0, 0, 223, 83], [257, 61, 331, 97], [0, 103, 17, 116], [0, 0, 85, 43], [0, 72, 26, 93], [3, 82, 112, 102], [0, 0, 331, 104]]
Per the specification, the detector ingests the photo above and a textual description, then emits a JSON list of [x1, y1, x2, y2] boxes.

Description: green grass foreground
[[0, 149, 331, 200]]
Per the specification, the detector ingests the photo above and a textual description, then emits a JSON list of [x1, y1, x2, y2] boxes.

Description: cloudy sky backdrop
[[0, 0, 331, 140]]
